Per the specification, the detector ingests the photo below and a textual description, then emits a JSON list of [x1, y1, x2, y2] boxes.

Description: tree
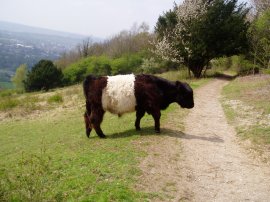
[[11, 64, 27, 90], [154, 0, 250, 78], [77, 38, 93, 58], [155, 4, 178, 39], [249, 9, 270, 69], [24, 60, 63, 92]]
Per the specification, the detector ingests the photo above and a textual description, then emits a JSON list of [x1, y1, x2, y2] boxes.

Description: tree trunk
[[188, 67, 191, 78], [189, 65, 204, 78]]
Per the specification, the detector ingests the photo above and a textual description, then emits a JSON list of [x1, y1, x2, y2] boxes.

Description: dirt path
[[138, 79, 270, 201]]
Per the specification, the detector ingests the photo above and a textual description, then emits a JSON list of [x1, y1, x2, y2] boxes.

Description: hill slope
[[0, 21, 100, 83]]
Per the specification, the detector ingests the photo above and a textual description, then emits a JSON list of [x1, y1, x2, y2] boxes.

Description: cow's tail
[[83, 74, 96, 99]]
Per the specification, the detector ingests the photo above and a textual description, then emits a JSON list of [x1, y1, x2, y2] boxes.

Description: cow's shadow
[[106, 126, 224, 143]]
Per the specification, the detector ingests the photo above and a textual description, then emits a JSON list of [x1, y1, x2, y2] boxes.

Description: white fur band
[[102, 74, 136, 115]]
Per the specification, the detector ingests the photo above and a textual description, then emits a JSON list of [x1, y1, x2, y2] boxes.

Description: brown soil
[[138, 79, 270, 201]]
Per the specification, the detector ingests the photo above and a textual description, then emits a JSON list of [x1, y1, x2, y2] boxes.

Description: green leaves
[[24, 60, 63, 92], [249, 9, 270, 68]]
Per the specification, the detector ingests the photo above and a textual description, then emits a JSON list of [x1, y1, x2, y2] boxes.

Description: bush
[[63, 56, 113, 85], [24, 60, 63, 92], [211, 57, 232, 70], [111, 53, 142, 75], [140, 58, 161, 73], [62, 54, 144, 85], [231, 55, 257, 75], [63, 65, 87, 85], [87, 55, 112, 76]]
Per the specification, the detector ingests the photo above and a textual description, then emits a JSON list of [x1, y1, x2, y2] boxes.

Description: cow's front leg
[[135, 108, 145, 131], [151, 109, 161, 133]]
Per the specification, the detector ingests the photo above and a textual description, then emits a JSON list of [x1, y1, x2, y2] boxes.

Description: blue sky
[[0, 0, 251, 38]]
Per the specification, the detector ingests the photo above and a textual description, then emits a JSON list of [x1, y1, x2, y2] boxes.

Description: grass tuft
[[47, 94, 63, 104], [0, 98, 19, 111]]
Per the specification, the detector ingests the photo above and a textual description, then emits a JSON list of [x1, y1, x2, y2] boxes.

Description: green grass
[[47, 93, 63, 104], [0, 107, 156, 201], [0, 71, 209, 201], [242, 126, 270, 145], [0, 99, 182, 201], [222, 75, 270, 146]]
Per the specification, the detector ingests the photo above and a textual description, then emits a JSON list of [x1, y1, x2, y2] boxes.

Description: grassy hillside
[[0, 73, 206, 201]]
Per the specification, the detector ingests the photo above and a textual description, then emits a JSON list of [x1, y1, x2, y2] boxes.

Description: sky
[[0, 0, 251, 39]]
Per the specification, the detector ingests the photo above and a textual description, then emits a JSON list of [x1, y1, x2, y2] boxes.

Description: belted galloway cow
[[83, 74, 194, 138]]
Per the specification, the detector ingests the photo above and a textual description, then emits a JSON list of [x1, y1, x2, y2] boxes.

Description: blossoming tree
[[154, 0, 250, 78]]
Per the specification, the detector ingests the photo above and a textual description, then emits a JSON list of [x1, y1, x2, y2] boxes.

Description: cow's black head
[[175, 81, 194, 109]]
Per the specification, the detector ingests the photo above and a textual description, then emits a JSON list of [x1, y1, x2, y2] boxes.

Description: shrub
[[211, 57, 232, 70], [63, 64, 87, 85], [24, 60, 63, 92], [140, 58, 161, 73], [62, 53, 145, 84], [63, 56, 113, 85], [111, 53, 142, 75], [231, 55, 257, 75], [90, 56, 112, 76]]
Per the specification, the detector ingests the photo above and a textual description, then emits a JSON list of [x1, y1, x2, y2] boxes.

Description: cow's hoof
[[99, 135, 106, 139], [136, 127, 141, 131], [155, 130, 160, 134]]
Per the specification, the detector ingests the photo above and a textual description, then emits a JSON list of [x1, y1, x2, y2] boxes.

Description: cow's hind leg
[[135, 108, 145, 131], [90, 108, 106, 138], [151, 109, 161, 133]]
